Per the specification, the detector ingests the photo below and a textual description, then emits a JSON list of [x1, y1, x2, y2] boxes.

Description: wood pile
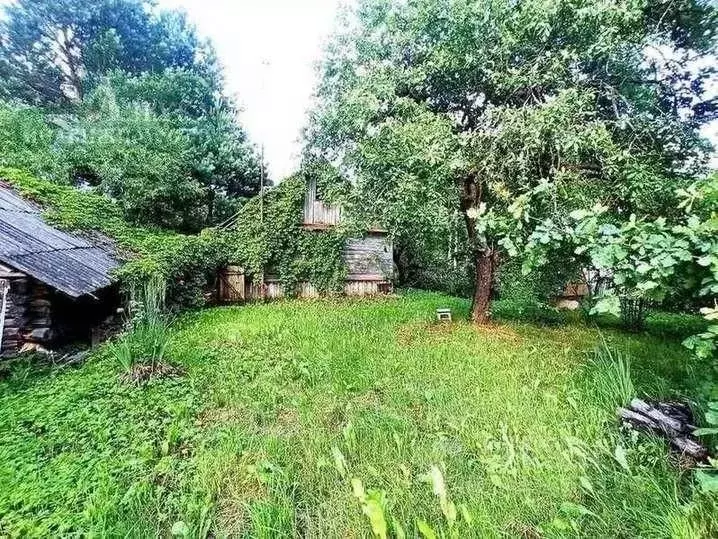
[[618, 398, 708, 461]]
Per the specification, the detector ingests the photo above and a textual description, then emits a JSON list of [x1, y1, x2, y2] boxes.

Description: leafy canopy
[[0, 0, 206, 106], [0, 0, 263, 232], [306, 0, 717, 320]]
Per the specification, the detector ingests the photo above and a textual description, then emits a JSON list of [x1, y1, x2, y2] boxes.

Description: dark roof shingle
[[0, 183, 119, 297]]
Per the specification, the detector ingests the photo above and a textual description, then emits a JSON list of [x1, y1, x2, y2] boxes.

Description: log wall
[[0, 263, 55, 356]]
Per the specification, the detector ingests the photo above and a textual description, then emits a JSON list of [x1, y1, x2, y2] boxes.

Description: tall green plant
[[111, 277, 172, 376]]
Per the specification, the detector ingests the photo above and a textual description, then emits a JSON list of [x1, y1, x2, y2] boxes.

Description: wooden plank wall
[[343, 235, 393, 280], [303, 177, 341, 226], [245, 279, 392, 300], [303, 202, 341, 226]]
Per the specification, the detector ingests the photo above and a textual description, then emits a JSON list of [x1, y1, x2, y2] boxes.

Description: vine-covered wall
[[1, 169, 349, 309]]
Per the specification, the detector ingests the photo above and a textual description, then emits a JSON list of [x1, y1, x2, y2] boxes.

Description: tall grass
[[587, 338, 635, 411], [1, 291, 714, 536], [110, 276, 172, 374]]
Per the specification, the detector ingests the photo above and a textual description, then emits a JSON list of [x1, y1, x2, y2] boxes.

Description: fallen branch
[[617, 398, 708, 461]]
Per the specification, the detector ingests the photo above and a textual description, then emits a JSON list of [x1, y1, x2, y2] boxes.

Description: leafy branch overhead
[[519, 174, 718, 356]]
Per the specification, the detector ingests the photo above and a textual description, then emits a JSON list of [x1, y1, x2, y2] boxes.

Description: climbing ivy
[[1, 168, 348, 308], [231, 175, 348, 294]]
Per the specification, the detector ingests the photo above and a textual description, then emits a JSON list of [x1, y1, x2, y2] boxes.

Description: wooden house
[[300, 177, 393, 295], [0, 183, 120, 356], [220, 178, 393, 301]]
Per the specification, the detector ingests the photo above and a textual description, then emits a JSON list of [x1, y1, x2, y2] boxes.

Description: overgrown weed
[[110, 276, 180, 383]]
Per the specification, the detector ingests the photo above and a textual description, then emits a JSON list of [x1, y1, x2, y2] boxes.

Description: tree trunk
[[60, 28, 83, 101], [459, 173, 496, 324], [471, 249, 496, 324]]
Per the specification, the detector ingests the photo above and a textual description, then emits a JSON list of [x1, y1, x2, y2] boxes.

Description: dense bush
[[496, 257, 578, 304], [0, 94, 261, 232], [644, 312, 710, 341], [65, 95, 207, 231], [0, 102, 69, 180], [491, 298, 709, 342], [411, 263, 473, 299]]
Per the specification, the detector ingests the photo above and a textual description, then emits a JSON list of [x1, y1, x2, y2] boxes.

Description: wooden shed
[[299, 177, 393, 296], [0, 183, 120, 356]]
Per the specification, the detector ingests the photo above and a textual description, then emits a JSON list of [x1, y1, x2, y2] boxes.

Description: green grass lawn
[[1, 291, 716, 537]]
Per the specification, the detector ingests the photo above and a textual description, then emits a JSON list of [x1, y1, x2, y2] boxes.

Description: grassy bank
[[1, 291, 715, 537]]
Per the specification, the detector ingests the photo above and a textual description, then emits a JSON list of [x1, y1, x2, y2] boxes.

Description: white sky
[[158, 0, 343, 181]]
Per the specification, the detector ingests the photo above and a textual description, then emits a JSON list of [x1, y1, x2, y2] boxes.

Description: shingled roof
[[0, 183, 119, 298]]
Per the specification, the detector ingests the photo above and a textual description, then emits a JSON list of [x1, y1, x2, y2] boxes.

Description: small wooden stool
[[436, 308, 452, 322]]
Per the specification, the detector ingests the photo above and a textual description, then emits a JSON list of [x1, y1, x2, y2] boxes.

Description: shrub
[[0, 102, 69, 180], [414, 264, 473, 298], [490, 299, 567, 326], [644, 312, 710, 341], [496, 256, 578, 304], [587, 310, 709, 342]]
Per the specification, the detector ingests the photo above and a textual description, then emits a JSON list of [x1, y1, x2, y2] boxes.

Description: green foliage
[[0, 0, 262, 232], [524, 174, 718, 357], [694, 402, 718, 493], [490, 299, 567, 326], [66, 92, 207, 231], [307, 0, 717, 320], [1, 292, 716, 536], [100, 72, 263, 223], [231, 175, 348, 293], [496, 257, 574, 304], [644, 312, 710, 342], [106, 68, 218, 119], [618, 297, 649, 332], [0, 0, 205, 106], [0, 90, 261, 232], [414, 263, 474, 299], [0, 169, 348, 307], [0, 103, 68, 180]]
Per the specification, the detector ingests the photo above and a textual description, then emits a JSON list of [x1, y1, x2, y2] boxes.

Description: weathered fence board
[[218, 266, 245, 303]]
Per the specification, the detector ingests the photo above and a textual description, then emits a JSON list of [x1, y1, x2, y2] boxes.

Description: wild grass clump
[[110, 277, 179, 383], [586, 339, 635, 411]]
